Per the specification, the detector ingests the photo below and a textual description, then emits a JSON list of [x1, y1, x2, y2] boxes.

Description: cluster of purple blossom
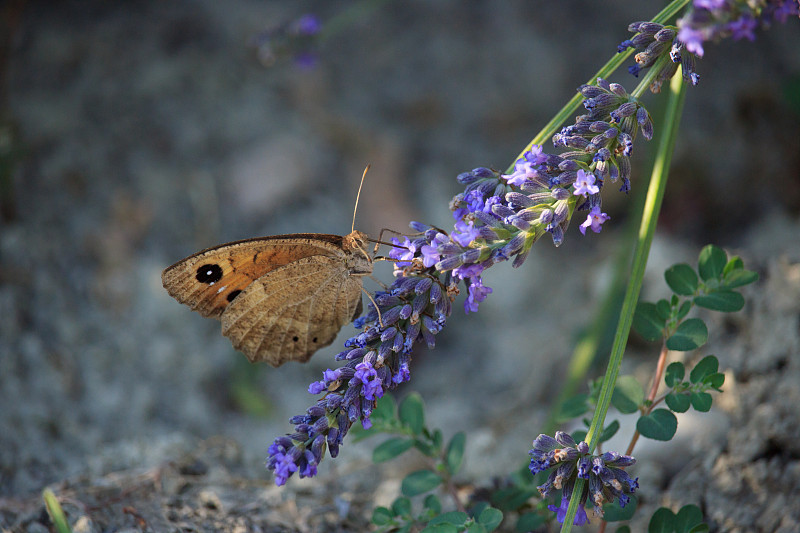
[[620, 0, 799, 89], [530, 432, 639, 526], [266, 76, 653, 486], [268, 243, 454, 485], [678, 0, 799, 56], [252, 13, 322, 68]]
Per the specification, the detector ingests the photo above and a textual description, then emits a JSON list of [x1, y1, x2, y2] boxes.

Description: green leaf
[[690, 392, 713, 412], [516, 512, 546, 531], [557, 394, 590, 421], [633, 302, 665, 341], [677, 300, 692, 320], [571, 429, 588, 444], [637, 409, 678, 441], [612, 375, 644, 414], [723, 256, 744, 274], [420, 524, 460, 533], [414, 440, 437, 457], [424, 494, 442, 514], [401, 470, 442, 497], [429, 511, 469, 526], [471, 501, 490, 518], [42, 489, 72, 533], [648, 507, 676, 533], [478, 507, 504, 531], [603, 495, 637, 521], [689, 525, 710, 533], [704, 372, 725, 390], [392, 497, 412, 517], [665, 362, 685, 388], [490, 487, 537, 511], [694, 290, 744, 312], [371, 394, 397, 425], [665, 392, 690, 413], [372, 506, 394, 525], [690, 355, 719, 383], [466, 523, 487, 533], [675, 504, 703, 533], [665, 264, 698, 295], [698, 245, 727, 281], [666, 318, 708, 351], [399, 393, 425, 435], [432, 429, 444, 450], [599, 420, 621, 443], [445, 432, 466, 475], [374, 438, 414, 463], [723, 269, 758, 289], [616, 527, 632, 533], [657, 299, 673, 320]]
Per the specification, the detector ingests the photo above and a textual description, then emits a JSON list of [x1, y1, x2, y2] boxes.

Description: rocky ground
[[1, 1, 799, 531]]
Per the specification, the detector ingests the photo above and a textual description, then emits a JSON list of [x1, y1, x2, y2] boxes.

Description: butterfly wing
[[220, 255, 364, 366], [162, 235, 346, 319]]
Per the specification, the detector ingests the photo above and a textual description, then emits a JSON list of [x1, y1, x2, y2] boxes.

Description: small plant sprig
[[625, 245, 759, 449], [542, 246, 757, 530], [264, 0, 794, 530], [361, 393, 503, 532]]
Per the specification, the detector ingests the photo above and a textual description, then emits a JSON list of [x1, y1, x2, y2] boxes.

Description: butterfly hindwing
[[220, 255, 363, 366]]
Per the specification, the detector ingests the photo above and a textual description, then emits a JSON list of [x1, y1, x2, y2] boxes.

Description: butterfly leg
[[359, 285, 385, 329]]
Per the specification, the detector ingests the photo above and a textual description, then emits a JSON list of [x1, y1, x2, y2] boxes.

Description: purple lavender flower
[[290, 14, 322, 36], [549, 496, 590, 526], [503, 145, 548, 186], [389, 236, 416, 267], [728, 15, 758, 41], [572, 169, 601, 197], [677, 26, 706, 57], [452, 219, 481, 247], [354, 361, 383, 401], [464, 276, 492, 314], [253, 14, 322, 68], [530, 432, 638, 523], [580, 206, 610, 235]]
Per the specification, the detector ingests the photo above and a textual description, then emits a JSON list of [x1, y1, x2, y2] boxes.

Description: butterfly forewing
[[220, 255, 363, 366], [161, 235, 349, 318]]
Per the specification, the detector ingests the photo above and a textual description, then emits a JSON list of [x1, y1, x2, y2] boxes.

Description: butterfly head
[[343, 230, 373, 273]]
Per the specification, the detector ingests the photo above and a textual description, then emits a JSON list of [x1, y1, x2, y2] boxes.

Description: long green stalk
[[560, 68, 688, 533]]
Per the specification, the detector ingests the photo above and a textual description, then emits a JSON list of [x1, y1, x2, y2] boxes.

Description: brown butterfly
[[162, 230, 373, 367], [162, 168, 380, 367]]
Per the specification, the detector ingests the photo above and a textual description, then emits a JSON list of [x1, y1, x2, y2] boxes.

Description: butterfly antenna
[[352, 164, 370, 234]]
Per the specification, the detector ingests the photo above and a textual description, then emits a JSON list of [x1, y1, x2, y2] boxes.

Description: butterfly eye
[[312, 337, 318, 343], [196, 264, 223, 284], [292, 336, 299, 342]]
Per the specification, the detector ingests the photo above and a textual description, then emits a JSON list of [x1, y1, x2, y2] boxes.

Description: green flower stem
[[545, 186, 643, 434], [506, 0, 690, 175], [560, 67, 688, 533]]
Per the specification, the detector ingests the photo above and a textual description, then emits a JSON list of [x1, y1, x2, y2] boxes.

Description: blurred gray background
[[1, 1, 799, 531]]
